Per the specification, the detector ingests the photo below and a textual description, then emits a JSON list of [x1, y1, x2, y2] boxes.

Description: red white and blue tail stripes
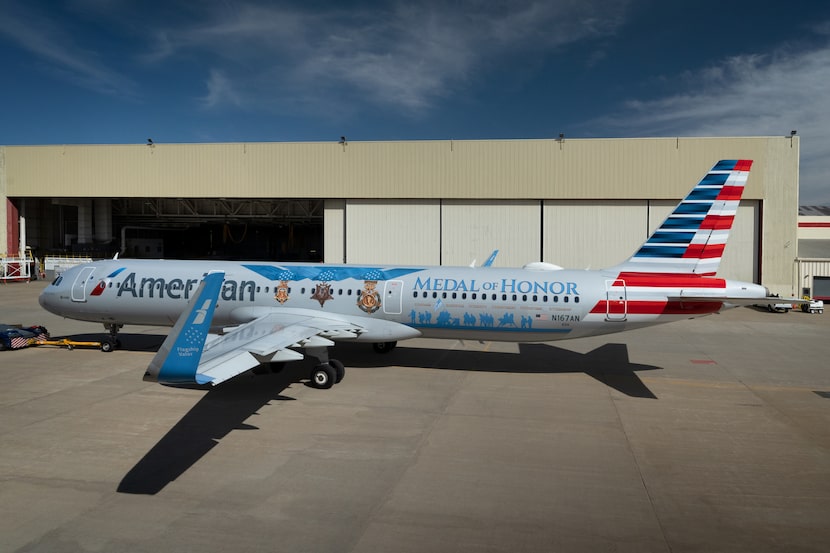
[[616, 159, 752, 275]]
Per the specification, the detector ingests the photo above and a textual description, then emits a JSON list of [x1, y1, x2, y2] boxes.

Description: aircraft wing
[[143, 272, 417, 387], [193, 311, 362, 386]]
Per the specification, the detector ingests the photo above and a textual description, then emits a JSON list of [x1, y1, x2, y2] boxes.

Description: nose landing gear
[[103, 323, 123, 351]]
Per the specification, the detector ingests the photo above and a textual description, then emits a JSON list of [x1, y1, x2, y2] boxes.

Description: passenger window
[[564, 296, 569, 303], [553, 296, 559, 303], [574, 297, 580, 303]]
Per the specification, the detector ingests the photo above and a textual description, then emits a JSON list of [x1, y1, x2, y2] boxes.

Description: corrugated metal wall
[[795, 260, 830, 297], [5, 137, 785, 200]]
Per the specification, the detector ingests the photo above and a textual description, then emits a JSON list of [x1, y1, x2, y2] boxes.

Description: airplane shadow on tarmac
[[116, 340, 659, 495], [117, 370, 299, 495], [334, 341, 660, 400]]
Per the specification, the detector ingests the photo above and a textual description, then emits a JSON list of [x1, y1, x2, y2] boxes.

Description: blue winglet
[[144, 271, 224, 385], [483, 250, 499, 267]]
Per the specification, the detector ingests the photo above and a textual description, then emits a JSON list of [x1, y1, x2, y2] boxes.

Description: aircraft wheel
[[101, 340, 114, 353], [310, 364, 336, 389], [372, 341, 397, 354], [330, 359, 345, 383]]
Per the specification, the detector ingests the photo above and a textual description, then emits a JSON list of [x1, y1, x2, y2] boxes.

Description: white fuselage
[[39, 259, 767, 343]]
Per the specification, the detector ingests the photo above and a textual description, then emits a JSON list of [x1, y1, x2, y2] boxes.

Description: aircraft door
[[605, 279, 627, 321], [71, 267, 97, 302], [383, 280, 404, 315]]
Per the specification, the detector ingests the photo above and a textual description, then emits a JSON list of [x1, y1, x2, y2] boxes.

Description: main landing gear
[[308, 341, 395, 389], [310, 342, 395, 388], [307, 347, 345, 390]]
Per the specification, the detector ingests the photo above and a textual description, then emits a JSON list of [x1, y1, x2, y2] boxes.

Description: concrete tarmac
[[1, 279, 829, 552]]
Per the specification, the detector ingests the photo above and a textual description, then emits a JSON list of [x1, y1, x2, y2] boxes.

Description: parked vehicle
[[763, 295, 794, 313], [801, 297, 824, 314], [0, 325, 50, 350]]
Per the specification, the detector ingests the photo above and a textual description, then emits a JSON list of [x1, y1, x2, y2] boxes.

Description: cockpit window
[[52, 276, 63, 286]]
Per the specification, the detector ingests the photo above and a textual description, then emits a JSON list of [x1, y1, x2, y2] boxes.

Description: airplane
[[39, 159, 786, 390]]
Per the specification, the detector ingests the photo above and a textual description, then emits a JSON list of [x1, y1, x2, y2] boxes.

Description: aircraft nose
[[38, 278, 63, 315]]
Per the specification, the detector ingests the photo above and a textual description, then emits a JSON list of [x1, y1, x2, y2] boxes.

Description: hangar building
[[1, 136, 800, 295]]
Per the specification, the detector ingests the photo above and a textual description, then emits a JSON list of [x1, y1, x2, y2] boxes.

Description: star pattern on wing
[[183, 326, 206, 347]]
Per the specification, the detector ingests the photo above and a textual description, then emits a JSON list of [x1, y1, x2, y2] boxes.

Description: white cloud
[[145, 0, 630, 114], [201, 68, 243, 109], [0, 2, 135, 96], [596, 43, 830, 204]]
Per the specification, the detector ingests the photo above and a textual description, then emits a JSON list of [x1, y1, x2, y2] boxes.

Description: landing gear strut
[[103, 323, 122, 350]]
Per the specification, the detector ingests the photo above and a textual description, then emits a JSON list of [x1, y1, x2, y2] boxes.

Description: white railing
[[44, 255, 93, 277], [0, 253, 32, 282]]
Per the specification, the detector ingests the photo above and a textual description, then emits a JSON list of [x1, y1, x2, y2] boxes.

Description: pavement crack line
[[608, 391, 674, 553]]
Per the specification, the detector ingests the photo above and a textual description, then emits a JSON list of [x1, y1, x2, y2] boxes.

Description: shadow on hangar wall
[[111, 198, 324, 261]]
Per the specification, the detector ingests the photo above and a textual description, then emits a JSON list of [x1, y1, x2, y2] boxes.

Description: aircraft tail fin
[[613, 159, 752, 275], [144, 271, 225, 385]]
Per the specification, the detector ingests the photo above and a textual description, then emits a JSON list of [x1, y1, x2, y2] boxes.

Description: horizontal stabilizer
[[667, 296, 808, 306]]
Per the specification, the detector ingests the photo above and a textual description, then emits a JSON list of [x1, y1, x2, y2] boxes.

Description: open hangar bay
[[2, 280, 829, 552]]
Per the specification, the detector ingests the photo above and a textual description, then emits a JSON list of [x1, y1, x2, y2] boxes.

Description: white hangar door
[[441, 200, 541, 267], [344, 200, 441, 265], [543, 201, 649, 270]]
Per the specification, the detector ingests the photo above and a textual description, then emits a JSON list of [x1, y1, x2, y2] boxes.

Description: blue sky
[[1, 0, 830, 204]]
